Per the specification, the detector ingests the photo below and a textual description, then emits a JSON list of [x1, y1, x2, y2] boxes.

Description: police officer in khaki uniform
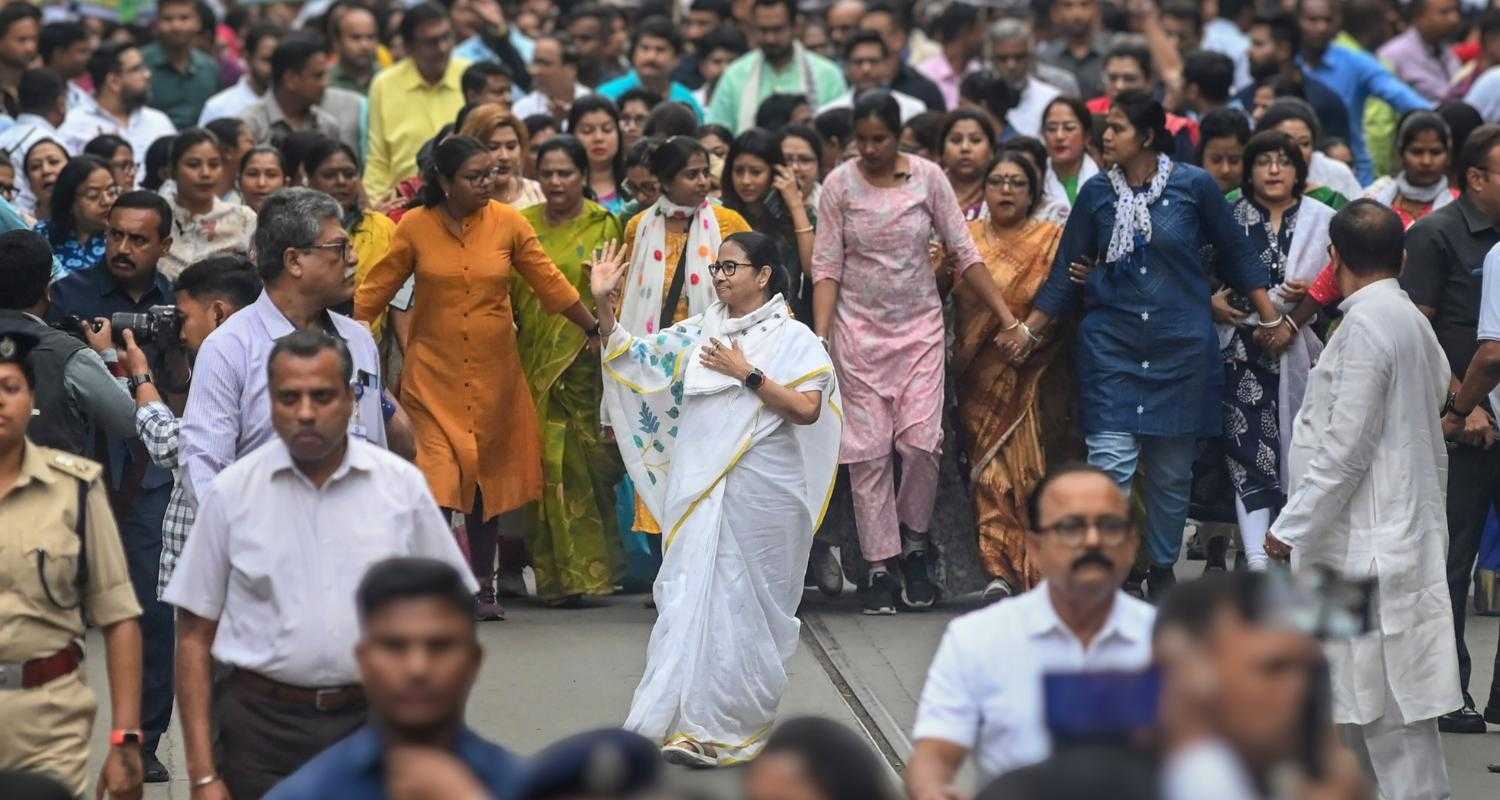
[[0, 326, 145, 799]]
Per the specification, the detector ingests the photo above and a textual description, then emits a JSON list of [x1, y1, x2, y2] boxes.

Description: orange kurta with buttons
[[354, 201, 581, 520]]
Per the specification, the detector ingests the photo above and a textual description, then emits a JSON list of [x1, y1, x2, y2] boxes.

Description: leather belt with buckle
[[0, 642, 84, 690], [230, 669, 365, 712]]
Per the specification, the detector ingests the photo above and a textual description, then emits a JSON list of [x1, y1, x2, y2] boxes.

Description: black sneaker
[[1484, 701, 1500, 726], [861, 570, 898, 615], [142, 751, 169, 783], [1438, 704, 1489, 733], [1203, 535, 1229, 574], [900, 550, 938, 610], [1145, 564, 1177, 603]]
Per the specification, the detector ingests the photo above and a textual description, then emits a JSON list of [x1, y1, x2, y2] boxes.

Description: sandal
[[661, 739, 718, 769]]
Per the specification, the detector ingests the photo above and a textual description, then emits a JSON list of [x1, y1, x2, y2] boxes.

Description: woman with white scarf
[[589, 232, 841, 768], [617, 136, 752, 537], [997, 90, 1282, 601]]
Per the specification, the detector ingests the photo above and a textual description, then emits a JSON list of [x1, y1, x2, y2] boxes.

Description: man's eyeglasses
[[1034, 515, 1133, 546], [707, 260, 756, 277], [303, 240, 355, 261]]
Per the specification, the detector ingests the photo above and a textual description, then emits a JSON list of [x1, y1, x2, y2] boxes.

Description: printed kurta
[[811, 155, 982, 463], [354, 201, 581, 519], [515, 201, 625, 599], [953, 217, 1065, 590]]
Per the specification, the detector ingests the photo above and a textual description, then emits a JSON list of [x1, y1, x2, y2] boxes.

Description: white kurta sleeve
[[912, 625, 982, 748], [1274, 320, 1392, 549]]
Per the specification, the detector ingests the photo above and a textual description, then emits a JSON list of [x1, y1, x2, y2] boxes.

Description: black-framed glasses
[[303, 240, 355, 261], [986, 175, 1030, 190], [708, 260, 755, 277], [1034, 515, 1134, 546]]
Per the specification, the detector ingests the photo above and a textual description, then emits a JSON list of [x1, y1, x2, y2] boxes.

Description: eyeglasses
[[80, 185, 122, 204], [302, 240, 354, 261], [110, 160, 138, 175], [1034, 515, 1134, 546], [707, 260, 756, 277], [1253, 153, 1295, 170], [783, 154, 818, 165], [986, 175, 1030, 190], [461, 167, 501, 183], [1043, 122, 1082, 136]]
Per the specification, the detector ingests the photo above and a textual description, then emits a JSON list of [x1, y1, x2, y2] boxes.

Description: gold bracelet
[[191, 774, 222, 789], [794, 225, 814, 234], [1001, 319, 1021, 332]]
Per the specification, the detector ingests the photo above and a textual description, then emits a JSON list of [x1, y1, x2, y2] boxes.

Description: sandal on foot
[[661, 739, 718, 768]]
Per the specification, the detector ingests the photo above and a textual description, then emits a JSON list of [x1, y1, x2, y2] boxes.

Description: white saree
[[600, 294, 842, 764]]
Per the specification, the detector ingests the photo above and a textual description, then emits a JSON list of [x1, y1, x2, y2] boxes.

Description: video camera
[[53, 305, 182, 347]]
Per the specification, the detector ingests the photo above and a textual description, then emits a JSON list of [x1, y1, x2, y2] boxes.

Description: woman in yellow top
[[618, 135, 751, 535], [458, 104, 546, 209], [354, 136, 603, 620], [304, 138, 397, 335]]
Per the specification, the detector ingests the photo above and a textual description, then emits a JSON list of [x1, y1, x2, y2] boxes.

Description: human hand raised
[[587, 240, 629, 305]]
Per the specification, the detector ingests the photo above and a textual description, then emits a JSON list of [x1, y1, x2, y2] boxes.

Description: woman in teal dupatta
[[514, 136, 626, 604]]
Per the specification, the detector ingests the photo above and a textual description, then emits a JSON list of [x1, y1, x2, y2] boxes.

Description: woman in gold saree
[[951, 152, 1067, 602], [514, 135, 626, 604]]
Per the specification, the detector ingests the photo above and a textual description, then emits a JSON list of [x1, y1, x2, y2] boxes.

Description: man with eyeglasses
[[59, 43, 177, 182], [906, 463, 1155, 799]]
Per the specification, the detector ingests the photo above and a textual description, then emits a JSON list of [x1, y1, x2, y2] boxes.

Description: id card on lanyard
[[350, 368, 376, 441]]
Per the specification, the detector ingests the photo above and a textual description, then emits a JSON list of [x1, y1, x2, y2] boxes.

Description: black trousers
[[214, 674, 366, 799], [117, 481, 173, 755], [1445, 444, 1500, 708]]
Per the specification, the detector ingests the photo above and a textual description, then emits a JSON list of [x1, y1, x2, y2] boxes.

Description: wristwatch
[[586, 321, 602, 339], [127, 372, 153, 396], [110, 728, 143, 747], [1442, 391, 1462, 418], [744, 368, 765, 391]]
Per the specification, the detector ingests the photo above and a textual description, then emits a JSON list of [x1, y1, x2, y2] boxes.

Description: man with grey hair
[[990, 17, 1077, 137], [167, 329, 473, 799], [179, 187, 389, 508]]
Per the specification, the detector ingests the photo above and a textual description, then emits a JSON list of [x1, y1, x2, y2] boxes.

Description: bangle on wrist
[[191, 774, 221, 789], [1282, 315, 1299, 333], [1020, 321, 1041, 345], [1001, 319, 1021, 332], [1255, 315, 1285, 329], [793, 225, 814, 234]]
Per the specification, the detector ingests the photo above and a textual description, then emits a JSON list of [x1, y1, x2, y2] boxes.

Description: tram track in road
[[800, 609, 910, 784]]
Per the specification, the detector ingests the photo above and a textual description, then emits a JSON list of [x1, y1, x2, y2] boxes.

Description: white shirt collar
[[1018, 582, 1148, 649], [1336, 277, 1400, 313]]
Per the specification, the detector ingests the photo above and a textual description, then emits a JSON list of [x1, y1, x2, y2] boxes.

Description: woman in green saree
[[515, 135, 626, 604]]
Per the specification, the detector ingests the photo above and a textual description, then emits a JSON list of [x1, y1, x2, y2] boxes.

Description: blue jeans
[[117, 481, 174, 755], [1084, 432, 1197, 568]]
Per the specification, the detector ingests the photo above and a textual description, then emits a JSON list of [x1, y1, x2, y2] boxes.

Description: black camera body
[[110, 305, 182, 345]]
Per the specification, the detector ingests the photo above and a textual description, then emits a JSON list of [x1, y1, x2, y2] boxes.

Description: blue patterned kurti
[[36, 219, 107, 281], [1034, 163, 1271, 438]]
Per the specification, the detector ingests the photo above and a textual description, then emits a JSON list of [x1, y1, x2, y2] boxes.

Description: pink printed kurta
[[811, 156, 983, 463]]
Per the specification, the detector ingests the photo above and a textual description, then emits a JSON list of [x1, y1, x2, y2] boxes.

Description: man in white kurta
[[1266, 200, 1460, 800]]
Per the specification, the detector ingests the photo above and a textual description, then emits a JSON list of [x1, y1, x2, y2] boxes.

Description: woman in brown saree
[[952, 151, 1068, 603]]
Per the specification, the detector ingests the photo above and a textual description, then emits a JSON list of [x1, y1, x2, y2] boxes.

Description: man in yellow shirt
[[363, 3, 469, 200]]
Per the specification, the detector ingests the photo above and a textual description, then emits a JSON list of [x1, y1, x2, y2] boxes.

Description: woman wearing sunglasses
[[589, 231, 841, 769]]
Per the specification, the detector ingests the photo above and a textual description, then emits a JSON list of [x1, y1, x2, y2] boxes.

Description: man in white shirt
[[1266, 199, 1459, 800], [58, 43, 176, 179], [198, 23, 281, 125], [0, 67, 67, 216], [905, 464, 1156, 798], [165, 329, 474, 800], [988, 19, 1069, 138], [819, 31, 924, 123], [512, 34, 590, 121]]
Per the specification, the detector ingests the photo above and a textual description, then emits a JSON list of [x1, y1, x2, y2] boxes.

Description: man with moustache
[[1233, 11, 1349, 144], [167, 332, 473, 800], [47, 191, 182, 783], [59, 43, 177, 179], [904, 464, 1156, 800]]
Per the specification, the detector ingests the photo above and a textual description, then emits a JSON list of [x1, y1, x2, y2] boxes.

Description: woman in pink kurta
[[811, 92, 1022, 615]]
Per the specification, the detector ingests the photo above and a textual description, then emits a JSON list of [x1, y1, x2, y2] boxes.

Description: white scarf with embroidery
[[620, 197, 723, 337], [1104, 154, 1174, 265]]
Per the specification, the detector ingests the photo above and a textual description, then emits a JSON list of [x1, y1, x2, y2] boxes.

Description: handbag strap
[[659, 244, 690, 330]]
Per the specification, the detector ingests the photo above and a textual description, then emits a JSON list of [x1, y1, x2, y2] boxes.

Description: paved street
[[83, 572, 1500, 798]]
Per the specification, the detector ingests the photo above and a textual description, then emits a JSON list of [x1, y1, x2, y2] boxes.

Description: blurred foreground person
[[0, 324, 144, 799], [743, 716, 900, 800], [1266, 201, 1459, 800], [906, 464, 1155, 796], [268, 558, 520, 799]]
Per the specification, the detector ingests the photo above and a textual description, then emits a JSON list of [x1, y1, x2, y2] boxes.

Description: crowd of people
[[0, 0, 1499, 797]]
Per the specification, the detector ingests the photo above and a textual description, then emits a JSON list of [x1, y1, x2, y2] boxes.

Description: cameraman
[[0, 228, 136, 454], [47, 189, 184, 782], [1154, 573, 1368, 800]]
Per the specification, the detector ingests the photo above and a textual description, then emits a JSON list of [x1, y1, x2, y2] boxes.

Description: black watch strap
[[744, 368, 765, 390], [1442, 391, 1459, 417], [127, 373, 153, 394]]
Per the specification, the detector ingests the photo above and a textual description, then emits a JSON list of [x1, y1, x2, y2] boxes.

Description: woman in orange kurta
[[354, 136, 602, 619]]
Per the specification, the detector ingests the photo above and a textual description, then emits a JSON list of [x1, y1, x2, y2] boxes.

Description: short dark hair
[[760, 717, 898, 800], [1241, 130, 1307, 199], [689, 0, 732, 17], [205, 117, 248, 151], [18, 68, 65, 116], [1161, 0, 1203, 29], [814, 106, 854, 147], [83, 134, 132, 163], [933, 1, 980, 43], [1112, 89, 1173, 154], [1105, 44, 1152, 79], [901, 110, 945, 155], [87, 42, 135, 92], [755, 93, 809, 131], [1154, 571, 1269, 641], [175, 255, 263, 309], [461, 60, 513, 97], [1197, 106, 1252, 164], [0, 229, 53, 310], [111, 190, 175, 240], [778, 123, 823, 167], [1439, 102, 1484, 169], [399, 2, 449, 46], [699, 22, 748, 59], [356, 557, 476, 623], [844, 29, 888, 60], [633, 15, 682, 56], [1259, 96, 1323, 142], [0, 2, 40, 41], [267, 328, 353, 386], [1025, 462, 1123, 531], [618, 87, 662, 113], [644, 102, 698, 139], [753, 0, 798, 21], [169, 128, 221, 177], [1330, 199, 1404, 276], [244, 23, 286, 60], [39, 21, 88, 64], [271, 33, 330, 88], [1253, 11, 1301, 55], [1184, 50, 1234, 104]]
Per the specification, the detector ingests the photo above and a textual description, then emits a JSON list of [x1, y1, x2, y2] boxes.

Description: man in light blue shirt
[[596, 15, 705, 120], [1296, 0, 1431, 183]]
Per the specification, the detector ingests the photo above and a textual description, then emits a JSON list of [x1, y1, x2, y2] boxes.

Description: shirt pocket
[[21, 528, 83, 611]]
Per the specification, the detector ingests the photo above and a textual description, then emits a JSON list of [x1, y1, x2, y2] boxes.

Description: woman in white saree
[[588, 231, 843, 768]]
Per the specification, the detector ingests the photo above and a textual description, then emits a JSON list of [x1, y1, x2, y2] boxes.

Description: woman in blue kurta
[[997, 90, 1282, 599]]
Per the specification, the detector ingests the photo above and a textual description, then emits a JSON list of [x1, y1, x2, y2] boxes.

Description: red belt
[[0, 642, 84, 690], [230, 669, 366, 712]]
